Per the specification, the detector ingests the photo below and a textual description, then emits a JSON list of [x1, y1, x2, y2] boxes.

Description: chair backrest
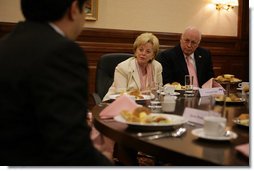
[[155, 49, 164, 62], [95, 53, 133, 100]]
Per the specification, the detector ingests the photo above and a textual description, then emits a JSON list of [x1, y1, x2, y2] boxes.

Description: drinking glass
[[153, 82, 163, 101], [184, 75, 194, 96]]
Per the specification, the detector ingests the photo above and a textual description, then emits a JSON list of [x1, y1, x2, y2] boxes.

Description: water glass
[[184, 75, 194, 96], [150, 82, 163, 100], [161, 95, 176, 112]]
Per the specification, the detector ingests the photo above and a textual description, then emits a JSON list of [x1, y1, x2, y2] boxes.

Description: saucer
[[170, 92, 180, 96], [191, 128, 237, 141], [160, 92, 180, 96]]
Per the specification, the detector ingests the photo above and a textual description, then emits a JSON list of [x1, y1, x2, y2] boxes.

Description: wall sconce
[[213, 0, 238, 11]]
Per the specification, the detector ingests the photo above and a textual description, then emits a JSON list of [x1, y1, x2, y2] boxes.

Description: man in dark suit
[[157, 26, 214, 87], [0, 0, 112, 166]]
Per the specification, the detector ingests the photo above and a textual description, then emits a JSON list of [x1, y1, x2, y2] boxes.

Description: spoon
[[143, 127, 187, 140], [224, 130, 231, 137], [136, 131, 163, 137]]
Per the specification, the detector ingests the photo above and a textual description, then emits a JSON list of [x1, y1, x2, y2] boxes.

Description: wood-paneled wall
[[0, 0, 249, 109]]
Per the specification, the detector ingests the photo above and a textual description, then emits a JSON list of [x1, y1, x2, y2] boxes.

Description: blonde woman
[[103, 32, 162, 101]]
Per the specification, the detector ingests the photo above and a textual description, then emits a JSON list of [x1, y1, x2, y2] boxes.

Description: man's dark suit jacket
[[157, 44, 214, 86], [0, 21, 111, 165]]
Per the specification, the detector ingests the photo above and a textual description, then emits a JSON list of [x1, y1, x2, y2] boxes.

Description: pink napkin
[[202, 78, 213, 88], [99, 94, 139, 119], [235, 143, 249, 157], [202, 78, 224, 90]]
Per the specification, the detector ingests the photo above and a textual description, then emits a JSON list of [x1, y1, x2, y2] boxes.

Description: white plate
[[160, 92, 180, 96], [233, 118, 249, 127], [215, 98, 245, 104], [170, 92, 180, 96], [191, 128, 238, 141], [109, 94, 152, 101], [114, 113, 188, 130]]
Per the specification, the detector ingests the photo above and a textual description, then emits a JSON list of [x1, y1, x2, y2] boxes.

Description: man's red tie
[[186, 56, 199, 87]]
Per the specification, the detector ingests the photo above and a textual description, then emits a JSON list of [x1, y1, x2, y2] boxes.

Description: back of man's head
[[21, 0, 86, 22]]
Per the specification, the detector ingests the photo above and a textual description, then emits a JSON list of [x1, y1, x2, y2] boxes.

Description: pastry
[[238, 113, 249, 120], [215, 74, 241, 83]]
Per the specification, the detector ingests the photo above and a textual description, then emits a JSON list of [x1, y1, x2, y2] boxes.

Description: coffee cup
[[238, 82, 248, 88], [238, 82, 249, 95], [203, 116, 226, 137]]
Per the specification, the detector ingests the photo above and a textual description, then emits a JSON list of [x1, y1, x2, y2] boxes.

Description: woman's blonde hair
[[133, 32, 160, 60]]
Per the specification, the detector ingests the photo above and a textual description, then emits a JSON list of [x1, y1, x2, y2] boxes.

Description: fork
[[143, 127, 187, 140]]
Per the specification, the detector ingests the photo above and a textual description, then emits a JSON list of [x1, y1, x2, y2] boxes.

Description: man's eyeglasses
[[182, 39, 199, 46]]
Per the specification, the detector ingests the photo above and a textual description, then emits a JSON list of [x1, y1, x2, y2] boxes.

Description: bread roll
[[224, 74, 234, 79], [238, 114, 249, 120]]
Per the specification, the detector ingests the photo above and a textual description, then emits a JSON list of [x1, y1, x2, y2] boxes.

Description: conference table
[[92, 90, 249, 166]]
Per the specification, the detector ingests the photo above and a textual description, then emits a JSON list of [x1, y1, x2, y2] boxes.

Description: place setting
[[160, 79, 200, 97], [114, 104, 188, 140], [99, 93, 188, 134], [160, 84, 180, 96], [114, 111, 188, 131]]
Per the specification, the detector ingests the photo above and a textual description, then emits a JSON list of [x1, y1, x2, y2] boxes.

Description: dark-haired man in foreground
[[0, 0, 112, 166]]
